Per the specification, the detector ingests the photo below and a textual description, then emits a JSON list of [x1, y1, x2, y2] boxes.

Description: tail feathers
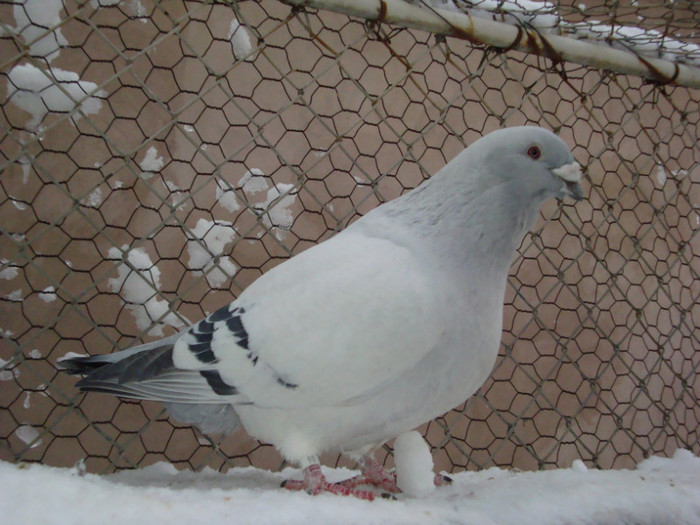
[[75, 345, 175, 385], [64, 336, 246, 405], [61, 354, 115, 375], [74, 373, 234, 404], [61, 332, 183, 376]]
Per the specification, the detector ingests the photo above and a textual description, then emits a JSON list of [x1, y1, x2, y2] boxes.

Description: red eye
[[527, 145, 541, 160]]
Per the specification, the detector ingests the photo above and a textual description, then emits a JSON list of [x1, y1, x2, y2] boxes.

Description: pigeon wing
[[172, 230, 446, 409]]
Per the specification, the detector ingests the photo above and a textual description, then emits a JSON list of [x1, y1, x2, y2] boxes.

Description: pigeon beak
[[552, 162, 584, 201], [563, 180, 584, 201]]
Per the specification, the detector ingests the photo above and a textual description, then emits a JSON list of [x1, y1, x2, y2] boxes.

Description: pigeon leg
[[282, 464, 377, 500], [335, 455, 399, 493]]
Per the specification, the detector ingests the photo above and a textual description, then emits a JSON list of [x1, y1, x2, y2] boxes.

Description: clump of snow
[[7, 63, 106, 131], [12, 0, 67, 63], [80, 187, 103, 208], [23, 392, 32, 409], [39, 286, 57, 303], [138, 146, 165, 180], [413, 0, 559, 31], [228, 18, 254, 60], [413, 0, 700, 64], [216, 179, 241, 214], [393, 431, 435, 498], [164, 180, 188, 211], [14, 425, 42, 448], [11, 200, 27, 210], [6, 289, 23, 302], [570, 459, 588, 472], [27, 349, 42, 359], [654, 164, 667, 187], [2, 451, 700, 524], [263, 184, 296, 230], [565, 22, 700, 64], [0, 260, 19, 280], [90, 0, 122, 6], [90, 0, 147, 21], [0, 356, 14, 381], [18, 155, 32, 184], [253, 184, 297, 241], [107, 245, 185, 336], [237, 169, 298, 241], [239, 168, 268, 194], [128, 0, 147, 22], [187, 219, 237, 287], [408, 0, 459, 11]]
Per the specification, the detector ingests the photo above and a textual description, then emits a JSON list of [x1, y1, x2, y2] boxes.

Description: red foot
[[434, 472, 453, 486], [337, 459, 452, 491], [282, 460, 453, 500], [335, 456, 399, 493], [282, 464, 378, 501]]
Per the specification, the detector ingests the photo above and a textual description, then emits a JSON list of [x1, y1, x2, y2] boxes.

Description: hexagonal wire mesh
[[0, 0, 698, 476]]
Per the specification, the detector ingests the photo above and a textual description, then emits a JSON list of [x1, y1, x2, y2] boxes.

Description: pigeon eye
[[527, 146, 541, 160]]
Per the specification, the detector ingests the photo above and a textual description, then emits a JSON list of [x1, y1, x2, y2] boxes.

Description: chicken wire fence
[[0, 0, 698, 476]]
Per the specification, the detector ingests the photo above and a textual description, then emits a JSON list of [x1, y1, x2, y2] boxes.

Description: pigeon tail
[[62, 336, 242, 405]]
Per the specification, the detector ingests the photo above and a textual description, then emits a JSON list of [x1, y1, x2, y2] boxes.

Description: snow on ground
[[7, 63, 106, 131], [2, 450, 699, 525]]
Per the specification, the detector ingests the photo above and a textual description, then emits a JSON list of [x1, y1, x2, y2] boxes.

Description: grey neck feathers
[[374, 162, 541, 278]]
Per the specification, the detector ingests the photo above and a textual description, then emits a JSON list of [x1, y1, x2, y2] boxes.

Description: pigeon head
[[466, 126, 584, 204]]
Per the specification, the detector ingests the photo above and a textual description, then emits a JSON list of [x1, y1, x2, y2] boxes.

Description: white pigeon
[[63, 126, 584, 499]]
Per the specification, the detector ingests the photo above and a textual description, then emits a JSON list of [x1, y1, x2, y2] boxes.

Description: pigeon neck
[[381, 169, 541, 277]]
